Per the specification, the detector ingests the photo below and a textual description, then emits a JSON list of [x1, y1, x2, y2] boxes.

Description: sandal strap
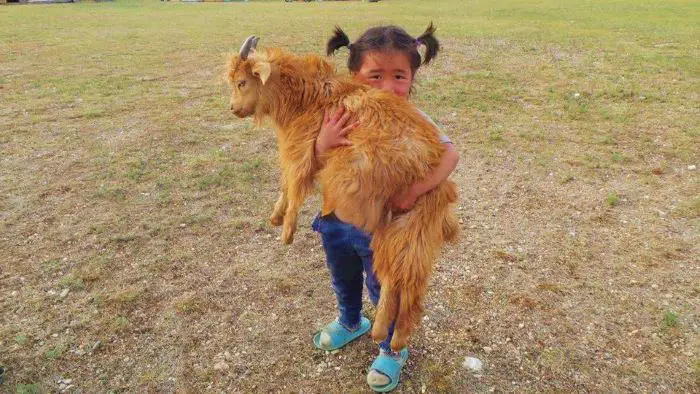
[[313, 316, 371, 351], [369, 348, 409, 389]]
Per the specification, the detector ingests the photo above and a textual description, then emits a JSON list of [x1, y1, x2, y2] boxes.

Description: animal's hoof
[[269, 215, 283, 226], [390, 335, 408, 352], [371, 325, 388, 344], [281, 229, 294, 244]]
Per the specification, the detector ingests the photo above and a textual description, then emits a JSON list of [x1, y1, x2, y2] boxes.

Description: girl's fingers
[[337, 112, 351, 128], [332, 106, 345, 123], [340, 124, 355, 135], [339, 138, 352, 146]]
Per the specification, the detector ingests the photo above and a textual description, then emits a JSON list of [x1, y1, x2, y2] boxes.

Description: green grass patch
[[113, 316, 131, 332], [59, 274, 85, 291], [662, 311, 679, 328], [16, 384, 42, 394], [45, 344, 66, 360], [674, 197, 700, 218], [40, 259, 62, 273], [15, 334, 28, 346]]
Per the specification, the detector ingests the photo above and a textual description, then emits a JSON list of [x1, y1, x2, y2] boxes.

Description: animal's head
[[227, 36, 273, 118]]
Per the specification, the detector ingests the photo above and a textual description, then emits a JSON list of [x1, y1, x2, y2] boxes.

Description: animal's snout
[[230, 104, 244, 118]]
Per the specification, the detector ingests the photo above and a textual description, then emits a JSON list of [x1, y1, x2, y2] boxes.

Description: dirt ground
[[1, 1, 698, 393]]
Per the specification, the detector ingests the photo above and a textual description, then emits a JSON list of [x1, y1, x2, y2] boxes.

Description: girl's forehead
[[360, 50, 412, 72]]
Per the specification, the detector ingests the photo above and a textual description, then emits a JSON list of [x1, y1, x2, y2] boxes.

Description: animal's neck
[[265, 73, 328, 130]]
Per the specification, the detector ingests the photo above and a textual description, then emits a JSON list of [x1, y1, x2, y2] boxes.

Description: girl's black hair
[[326, 23, 440, 76]]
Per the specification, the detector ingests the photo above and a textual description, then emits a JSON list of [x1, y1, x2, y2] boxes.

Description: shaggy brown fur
[[227, 43, 459, 351]]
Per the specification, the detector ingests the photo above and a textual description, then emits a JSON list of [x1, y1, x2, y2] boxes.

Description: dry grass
[[1, 0, 698, 392]]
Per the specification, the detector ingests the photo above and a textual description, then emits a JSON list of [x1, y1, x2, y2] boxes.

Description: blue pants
[[312, 213, 395, 351]]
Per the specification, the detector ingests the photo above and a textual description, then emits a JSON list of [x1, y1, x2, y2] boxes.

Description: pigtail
[[327, 26, 351, 56], [416, 22, 440, 65]]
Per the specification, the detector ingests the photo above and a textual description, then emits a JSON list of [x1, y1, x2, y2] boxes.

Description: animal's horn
[[239, 36, 259, 60]]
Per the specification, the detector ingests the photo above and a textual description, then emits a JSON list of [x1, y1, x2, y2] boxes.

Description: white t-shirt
[[416, 109, 452, 144]]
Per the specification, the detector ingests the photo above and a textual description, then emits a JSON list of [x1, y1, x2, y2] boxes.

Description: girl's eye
[[369, 75, 381, 80], [238, 80, 246, 89]]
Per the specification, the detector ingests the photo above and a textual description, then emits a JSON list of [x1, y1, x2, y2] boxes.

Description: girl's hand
[[390, 186, 419, 213], [315, 106, 358, 158]]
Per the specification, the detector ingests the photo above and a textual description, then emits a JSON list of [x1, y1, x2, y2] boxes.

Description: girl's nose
[[381, 81, 397, 94]]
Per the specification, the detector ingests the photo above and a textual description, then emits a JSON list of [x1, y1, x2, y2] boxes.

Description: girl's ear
[[252, 61, 271, 85]]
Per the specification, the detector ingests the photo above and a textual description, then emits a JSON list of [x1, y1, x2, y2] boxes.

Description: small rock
[[463, 356, 483, 372], [483, 346, 493, 354], [223, 351, 231, 361], [90, 340, 102, 353], [213, 361, 229, 371], [60, 288, 70, 299], [688, 165, 696, 171]]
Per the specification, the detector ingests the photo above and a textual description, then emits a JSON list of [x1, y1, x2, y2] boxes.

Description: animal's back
[[319, 84, 447, 232]]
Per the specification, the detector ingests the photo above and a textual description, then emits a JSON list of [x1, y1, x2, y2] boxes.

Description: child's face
[[353, 50, 413, 99]]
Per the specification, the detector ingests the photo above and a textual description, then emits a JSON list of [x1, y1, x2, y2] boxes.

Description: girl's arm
[[391, 143, 460, 212]]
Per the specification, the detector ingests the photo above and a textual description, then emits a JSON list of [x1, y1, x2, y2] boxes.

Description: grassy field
[[1, 0, 698, 392]]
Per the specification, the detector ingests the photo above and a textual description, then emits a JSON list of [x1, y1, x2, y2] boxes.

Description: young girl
[[311, 24, 459, 392]]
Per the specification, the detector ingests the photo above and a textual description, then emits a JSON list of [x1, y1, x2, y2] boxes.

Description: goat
[[227, 36, 459, 351]]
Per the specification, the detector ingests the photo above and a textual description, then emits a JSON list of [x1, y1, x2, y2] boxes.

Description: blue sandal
[[367, 348, 409, 392], [312, 317, 371, 351]]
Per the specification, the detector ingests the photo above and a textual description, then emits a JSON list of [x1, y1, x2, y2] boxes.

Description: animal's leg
[[371, 284, 399, 344], [281, 196, 300, 244], [280, 168, 313, 244], [373, 187, 453, 350], [390, 281, 426, 351], [270, 175, 288, 226]]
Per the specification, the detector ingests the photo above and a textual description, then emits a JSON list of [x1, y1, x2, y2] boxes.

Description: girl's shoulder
[[414, 108, 438, 127], [415, 108, 452, 143]]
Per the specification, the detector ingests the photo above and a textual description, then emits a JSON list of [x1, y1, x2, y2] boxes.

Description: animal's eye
[[237, 80, 247, 89]]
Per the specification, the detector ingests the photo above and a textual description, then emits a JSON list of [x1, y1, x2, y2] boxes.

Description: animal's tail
[[370, 180, 458, 350]]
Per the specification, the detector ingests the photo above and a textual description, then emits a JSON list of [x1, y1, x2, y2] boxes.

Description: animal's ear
[[252, 61, 271, 85]]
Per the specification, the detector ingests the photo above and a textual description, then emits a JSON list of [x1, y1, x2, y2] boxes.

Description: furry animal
[[227, 36, 459, 351]]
